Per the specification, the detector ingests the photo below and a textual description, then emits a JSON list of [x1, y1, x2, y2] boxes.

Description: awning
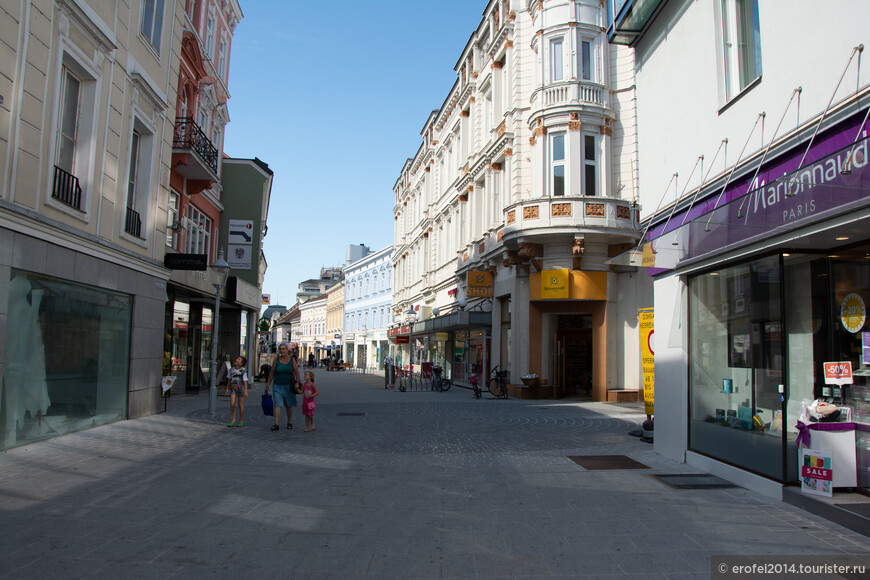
[[608, 130, 869, 273]]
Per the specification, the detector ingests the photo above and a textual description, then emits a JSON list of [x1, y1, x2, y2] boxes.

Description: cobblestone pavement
[[1, 370, 868, 579]]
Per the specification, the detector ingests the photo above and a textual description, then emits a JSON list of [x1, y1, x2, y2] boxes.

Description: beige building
[[391, 0, 646, 399], [325, 281, 344, 362], [0, 0, 187, 450]]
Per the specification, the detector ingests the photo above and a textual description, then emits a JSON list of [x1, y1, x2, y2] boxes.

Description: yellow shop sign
[[466, 270, 493, 298], [541, 269, 569, 299]]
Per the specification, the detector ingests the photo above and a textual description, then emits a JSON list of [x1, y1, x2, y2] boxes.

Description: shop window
[[2, 270, 131, 451], [688, 255, 785, 480]]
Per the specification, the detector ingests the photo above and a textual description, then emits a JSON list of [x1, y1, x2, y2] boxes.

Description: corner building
[[606, 0, 870, 495], [391, 0, 647, 400]]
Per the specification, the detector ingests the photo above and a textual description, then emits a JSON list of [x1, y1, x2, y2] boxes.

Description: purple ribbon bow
[[795, 420, 811, 448]]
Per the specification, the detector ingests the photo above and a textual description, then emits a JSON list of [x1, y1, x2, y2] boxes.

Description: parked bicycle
[[488, 366, 509, 399], [429, 365, 452, 392], [470, 373, 482, 399]]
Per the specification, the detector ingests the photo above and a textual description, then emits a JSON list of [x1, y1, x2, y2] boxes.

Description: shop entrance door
[[556, 314, 593, 397]]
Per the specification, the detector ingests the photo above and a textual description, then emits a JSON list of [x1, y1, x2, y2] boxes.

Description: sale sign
[[823, 361, 853, 385], [800, 448, 833, 497]]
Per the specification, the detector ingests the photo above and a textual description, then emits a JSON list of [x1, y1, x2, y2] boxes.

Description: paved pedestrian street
[[1, 371, 868, 579]]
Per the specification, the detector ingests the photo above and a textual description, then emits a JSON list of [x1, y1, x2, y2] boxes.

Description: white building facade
[[607, 0, 870, 495], [344, 245, 393, 369], [391, 0, 646, 398]]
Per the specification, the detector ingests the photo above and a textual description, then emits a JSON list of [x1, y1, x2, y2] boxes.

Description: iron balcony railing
[[125, 207, 142, 238], [173, 117, 219, 175], [52, 165, 82, 210]]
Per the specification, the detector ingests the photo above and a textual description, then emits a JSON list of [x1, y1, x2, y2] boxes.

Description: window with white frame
[[124, 119, 155, 239], [550, 37, 564, 82], [186, 205, 211, 255], [166, 191, 179, 248], [551, 133, 566, 196], [491, 165, 501, 225], [217, 35, 228, 82], [484, 88, 493, 137], [205, 10, 216, 59], [53, 57, 97, 212], [718, 0, 762, 101], [141, 0, 164, 52], [583, 134, 598, 196], [579, 36, 594, 81], [56, 67, 81, 177]]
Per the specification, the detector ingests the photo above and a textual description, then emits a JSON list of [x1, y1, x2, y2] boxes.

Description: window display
[[2, 270, 131, 451]]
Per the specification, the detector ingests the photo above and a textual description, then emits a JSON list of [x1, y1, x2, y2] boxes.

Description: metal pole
[[208, 282, 222, 414], [408, 321, 414, 382]]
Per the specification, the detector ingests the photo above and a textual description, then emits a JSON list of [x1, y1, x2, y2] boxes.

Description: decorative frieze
[[617, 206, 631, 219], [507, 210, 516, 224], [523, 206, 540, 220], [585, 203, 605, 217], [569, 122, 582, 131], [504, 148, 513, 156], [478, 241, 485, 253], [552, 203, 572, 217], [489, 162, 502, 171], [497, 229, 504, 242]]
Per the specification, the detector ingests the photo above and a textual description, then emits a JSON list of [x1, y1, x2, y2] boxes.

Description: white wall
[[652, 274, 688, 462], [634, 0, 870, 221]]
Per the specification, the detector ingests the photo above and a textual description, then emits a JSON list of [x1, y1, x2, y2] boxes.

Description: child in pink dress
[[302, 370, 319, 432]]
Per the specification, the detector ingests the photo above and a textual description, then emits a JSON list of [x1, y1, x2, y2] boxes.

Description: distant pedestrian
[[265, 343, 300, 431], [301, 370, 319, 432], [308, 352, 315, 369], [227, 356, 248, 427]]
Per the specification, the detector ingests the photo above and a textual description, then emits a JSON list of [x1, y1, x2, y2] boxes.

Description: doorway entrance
[[556, 314, 593, 397]]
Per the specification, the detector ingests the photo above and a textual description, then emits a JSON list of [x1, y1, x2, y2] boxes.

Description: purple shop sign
[[863, 332, 870, 365], [644, 110, 870, 273]]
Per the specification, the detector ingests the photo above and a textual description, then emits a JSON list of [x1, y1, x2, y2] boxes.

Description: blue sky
[[223, 1, 488, 309]]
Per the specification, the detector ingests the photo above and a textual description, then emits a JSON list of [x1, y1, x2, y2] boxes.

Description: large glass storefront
[[2, 270, 132, 451], [688, 247, 870, 487]]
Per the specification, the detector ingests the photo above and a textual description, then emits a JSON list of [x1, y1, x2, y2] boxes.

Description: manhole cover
[[652, 474, 737, 489], [568, 455, 649, 470], [336, 412, 366, 417]]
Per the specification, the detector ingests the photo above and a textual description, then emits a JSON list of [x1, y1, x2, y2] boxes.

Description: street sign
[[228, 220, 254, 245]]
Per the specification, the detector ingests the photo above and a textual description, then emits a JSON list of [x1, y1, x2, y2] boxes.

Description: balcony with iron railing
[[172, 117, 219, 181], [125, 206, 142, 238], [52, 165, 83, 211]]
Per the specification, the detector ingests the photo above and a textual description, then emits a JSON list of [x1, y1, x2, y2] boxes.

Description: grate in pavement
[[652, 473, 737, 489], [336, 412, 366, 417], [836, 503, 870, 518], [568, 455, 649, 470]]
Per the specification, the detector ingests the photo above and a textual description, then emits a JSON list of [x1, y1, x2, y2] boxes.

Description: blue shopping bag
[[261, 392, 274, 416]]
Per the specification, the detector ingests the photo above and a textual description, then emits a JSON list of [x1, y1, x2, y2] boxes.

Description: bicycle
[[488, 366, 509, 399], [429, 365, 452, 392], [470, 373, 482, 399]]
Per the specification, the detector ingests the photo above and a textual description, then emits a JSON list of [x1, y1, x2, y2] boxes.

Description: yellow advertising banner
[[541, 269, 570, 299], [466, 270, 493, 298], [639, 308, 654, 415]]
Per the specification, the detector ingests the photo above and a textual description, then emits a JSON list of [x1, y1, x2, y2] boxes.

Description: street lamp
[[208, 248, 230, 414], [406, 306, 417, 377]]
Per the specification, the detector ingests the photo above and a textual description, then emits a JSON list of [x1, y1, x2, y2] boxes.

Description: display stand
[[798, 422, 857, 488]]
